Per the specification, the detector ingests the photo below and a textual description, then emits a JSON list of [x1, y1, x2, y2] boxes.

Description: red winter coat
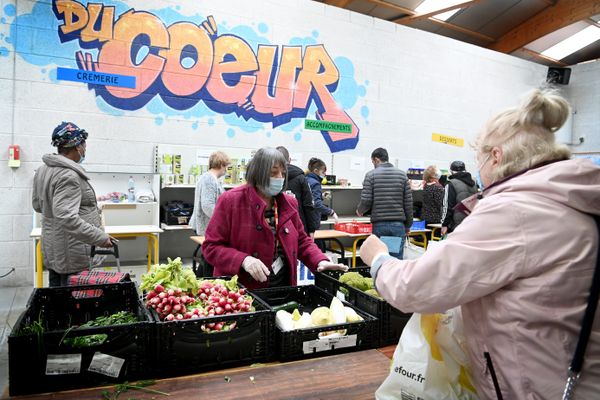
[[203, 184, 328, 289]]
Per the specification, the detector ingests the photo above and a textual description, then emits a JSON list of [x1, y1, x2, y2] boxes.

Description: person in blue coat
[[306, 158, 338, 231]]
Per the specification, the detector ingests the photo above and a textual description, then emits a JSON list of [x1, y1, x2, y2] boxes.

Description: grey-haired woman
[[203, 147, 347, 289]]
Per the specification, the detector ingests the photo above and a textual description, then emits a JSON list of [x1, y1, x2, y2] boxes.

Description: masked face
[[76, 143, 86, 164], [263, 165, 285, 197], [476, 154, 491, 189]]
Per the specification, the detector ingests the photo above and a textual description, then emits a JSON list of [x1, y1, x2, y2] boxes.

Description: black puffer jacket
[[441, 172, 479, 231], [285, 164, 317, 234]]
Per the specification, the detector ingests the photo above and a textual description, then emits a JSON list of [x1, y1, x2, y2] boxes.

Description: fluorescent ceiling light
[[432, 9, 460, 21], [415, 0, 464, 14], [541, 25, 600, 60]]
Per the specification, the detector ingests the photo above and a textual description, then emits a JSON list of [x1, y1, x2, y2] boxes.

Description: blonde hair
[[475, 88, 571, 181], [423, 165, 438, 183], [209, 151, 231, 170]]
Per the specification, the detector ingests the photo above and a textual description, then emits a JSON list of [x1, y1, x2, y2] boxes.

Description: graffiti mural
[[51, 0, 363, 152]]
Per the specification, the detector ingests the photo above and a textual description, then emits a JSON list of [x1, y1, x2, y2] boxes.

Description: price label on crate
[[88, 352, 125, 378], [45, 354, 82, 375], [302, 334, 357, 354]]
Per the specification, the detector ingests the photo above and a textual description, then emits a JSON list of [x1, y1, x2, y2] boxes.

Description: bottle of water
[[127, 176, 135, 203]]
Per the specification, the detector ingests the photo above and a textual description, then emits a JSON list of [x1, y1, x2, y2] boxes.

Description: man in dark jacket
[[356, 148, 413, 259], [276, 147, 318, 237], [441, 160, 479, 235]]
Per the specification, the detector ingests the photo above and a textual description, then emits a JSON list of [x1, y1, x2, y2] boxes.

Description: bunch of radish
[[144, 276, 255, 332], [196, 280, 254, 332]]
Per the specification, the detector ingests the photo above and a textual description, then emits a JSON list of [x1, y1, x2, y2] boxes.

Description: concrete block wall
[[565, 60, 600, 153], [0, 0, 549, 286]]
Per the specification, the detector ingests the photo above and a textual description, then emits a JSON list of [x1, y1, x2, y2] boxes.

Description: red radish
[[239, 288, 245, 295], [181, 305, 187, 313], [155, 284, 165, 293], [214, 323, 223, 331], [207, 323, 215, 328], [162, 298, 169, 305], [218, 298, 226, 307], [164, 305, 172, 313], [227, 298, 234, 304], [193, 308, 200, 315], [175, 288, 182, 295], [176, 314, 183, 320], [199, 293, 207, 300], [208, 312, 215, 317], [221, 289, 228, 296], [159, 292, 167, 299], [167, 289, 175, 296], [165, 314, 174, 321], [191, 314, 199, 319], [225, 304, 232, 312], [146, 291, 156, 300], [173, 304, 181, 312], [184, 312, 193, 319], [215, 307, 224, 315]]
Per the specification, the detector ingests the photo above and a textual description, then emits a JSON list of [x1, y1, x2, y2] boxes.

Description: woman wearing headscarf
[[32, 122, 114, 287]]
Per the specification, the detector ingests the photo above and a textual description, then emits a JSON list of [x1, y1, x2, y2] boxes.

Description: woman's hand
[[242, 256, 270, 282], [317, 260, 348, 273], [359, 235, 388, 266]]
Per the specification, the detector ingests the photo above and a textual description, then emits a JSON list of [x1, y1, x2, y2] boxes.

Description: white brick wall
[[0, 0, 554, 286], [565, 60, 600, 152]]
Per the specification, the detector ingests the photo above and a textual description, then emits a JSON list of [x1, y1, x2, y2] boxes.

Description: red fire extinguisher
[[8, 145, 20, 168]]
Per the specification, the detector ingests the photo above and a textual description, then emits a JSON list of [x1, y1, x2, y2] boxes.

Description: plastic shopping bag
[[404, 239, 425, 260], [376, 308, 479, 400]]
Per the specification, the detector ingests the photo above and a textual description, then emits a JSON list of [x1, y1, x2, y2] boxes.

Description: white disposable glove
[[317, 260, 348, 273], [331, 211, 339, 223], [242, 256, 270, 282]]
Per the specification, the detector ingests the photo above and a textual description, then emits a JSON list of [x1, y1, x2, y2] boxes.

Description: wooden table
[[12, 349, 393, 400], [30, 225, 163, 288]]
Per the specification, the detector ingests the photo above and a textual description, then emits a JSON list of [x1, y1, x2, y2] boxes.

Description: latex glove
[[441, 226, 448, 236], [242, 256, 270, 282], [317, 260, 348, 273], [356, 209, 363, 217], [360, 235, 389, 266], [331, 211, 339, 223]]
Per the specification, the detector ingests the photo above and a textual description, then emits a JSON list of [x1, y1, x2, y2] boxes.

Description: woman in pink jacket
[[203, 147, 347, 290], [361, 89, 600, 399]]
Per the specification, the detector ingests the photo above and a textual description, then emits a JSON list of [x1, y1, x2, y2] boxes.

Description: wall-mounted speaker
[[547, 67, 571, 85]]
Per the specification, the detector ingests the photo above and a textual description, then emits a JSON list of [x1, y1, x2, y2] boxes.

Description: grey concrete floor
[[0, 286, 34, 399]]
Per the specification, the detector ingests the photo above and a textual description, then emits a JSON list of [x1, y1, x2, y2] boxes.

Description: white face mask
[[77, 147, 86, 164], [476, 154, 491, 189]]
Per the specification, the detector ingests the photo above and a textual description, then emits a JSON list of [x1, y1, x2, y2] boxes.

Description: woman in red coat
[[203, 147, 348, 289]]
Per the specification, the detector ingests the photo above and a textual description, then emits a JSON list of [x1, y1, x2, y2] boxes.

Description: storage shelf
[[160, 223, 193, 231], [163, 184, 243, 189]]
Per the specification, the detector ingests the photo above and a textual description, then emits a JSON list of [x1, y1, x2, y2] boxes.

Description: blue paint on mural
[[6, 0, 368, 152], [3, 4, 16, 17], [226, 128, 235, 138], [0, 46, 8, 57]]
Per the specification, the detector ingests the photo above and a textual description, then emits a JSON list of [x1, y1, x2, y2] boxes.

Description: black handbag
[[562, 215, 600, 399]]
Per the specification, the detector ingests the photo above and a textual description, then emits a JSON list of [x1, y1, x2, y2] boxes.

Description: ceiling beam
[[490, 0, 600, 54], [323, 0, 353, 7], [365, 0, 415, 15], [518, 47, 567, 66], [426, 18, 496, 42], [396, 0, 482, 24]]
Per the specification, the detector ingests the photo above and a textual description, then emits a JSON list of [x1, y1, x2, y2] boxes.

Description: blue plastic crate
[[411, 220, 426, 230]]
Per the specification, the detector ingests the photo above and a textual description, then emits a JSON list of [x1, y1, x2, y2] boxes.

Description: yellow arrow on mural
[[432, 133, 464, 147]]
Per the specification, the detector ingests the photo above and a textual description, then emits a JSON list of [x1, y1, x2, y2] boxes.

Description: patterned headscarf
[[51, 121, 88, 148]]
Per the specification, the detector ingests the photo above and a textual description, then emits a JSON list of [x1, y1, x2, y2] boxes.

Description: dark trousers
[[48, 269, 72, 287]]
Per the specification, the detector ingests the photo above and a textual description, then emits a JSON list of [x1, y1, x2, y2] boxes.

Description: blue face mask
[[265, 177, 285, 197], [77, 147, 86, 164], [476, 155, 490, 190]]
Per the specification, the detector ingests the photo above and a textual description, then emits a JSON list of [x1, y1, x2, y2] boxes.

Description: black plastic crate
[[161, 201, 193, 225], [152, 278, 273, 378], [315, 267, 411, 346], [8, 281, 153, 396], [251, 285, 377, 361]]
